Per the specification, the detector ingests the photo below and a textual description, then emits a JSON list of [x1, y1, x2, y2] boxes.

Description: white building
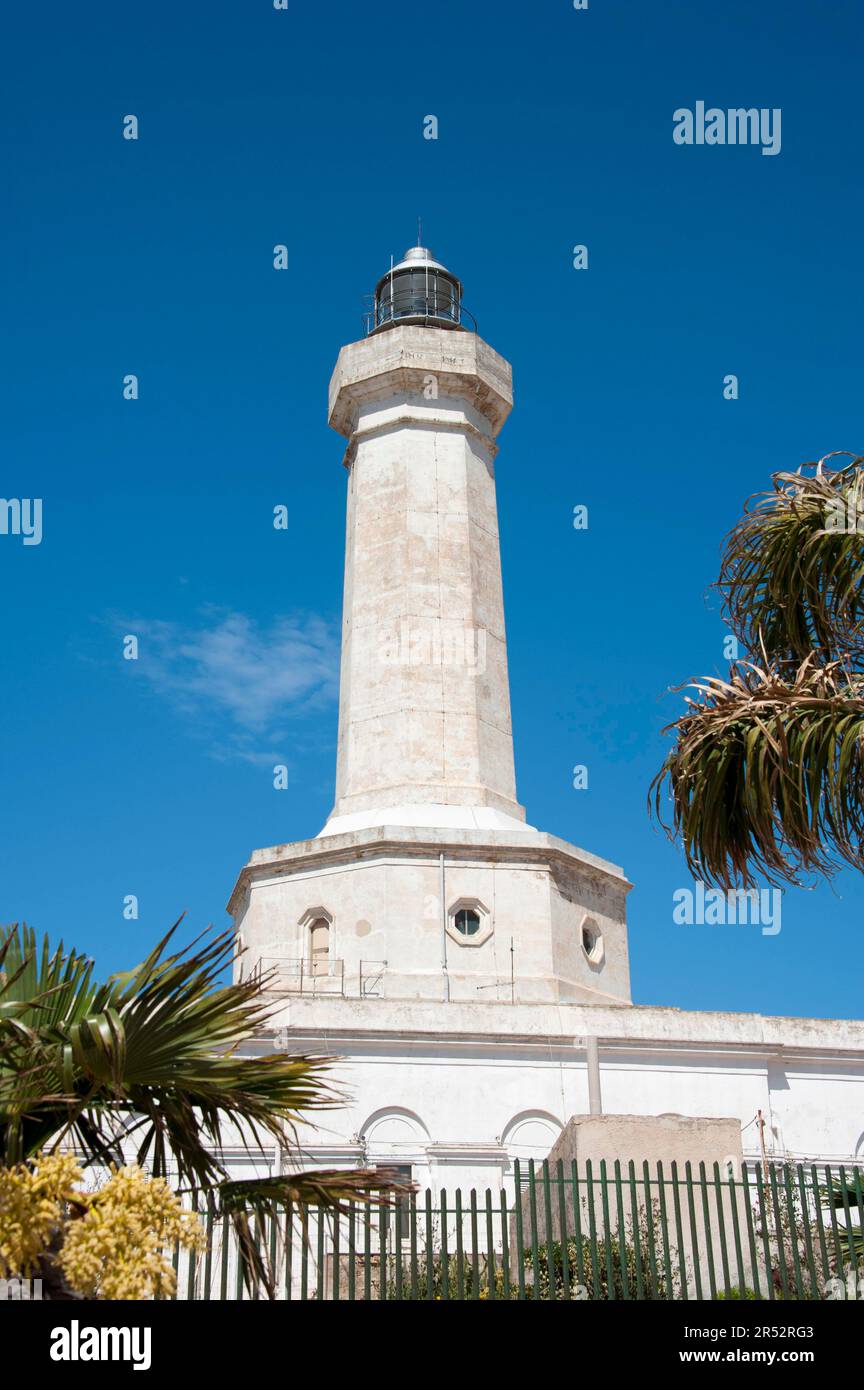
[[230, 245, 864, 1196]]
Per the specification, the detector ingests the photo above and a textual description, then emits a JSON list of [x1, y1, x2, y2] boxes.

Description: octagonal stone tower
[[326, 313, 522, 833], [230, 245, 632, 1007]]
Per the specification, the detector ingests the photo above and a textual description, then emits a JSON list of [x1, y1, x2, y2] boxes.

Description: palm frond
[[0, 923, 98, 1028], [650, 657, 864, 888], [718, 454, 864, 667], [1, 923, 342, 1183], [0, 920, 411, 1296], [218, 1166, 414, 1216]]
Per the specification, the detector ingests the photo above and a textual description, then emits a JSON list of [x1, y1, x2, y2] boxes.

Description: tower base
[[229, 822, 632, 1007]]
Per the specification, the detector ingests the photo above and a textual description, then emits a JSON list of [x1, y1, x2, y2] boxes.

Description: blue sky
[[3, 0, 862, 1019]]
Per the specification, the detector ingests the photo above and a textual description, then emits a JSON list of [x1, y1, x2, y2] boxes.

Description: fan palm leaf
[[0, 921, 412, 1296]]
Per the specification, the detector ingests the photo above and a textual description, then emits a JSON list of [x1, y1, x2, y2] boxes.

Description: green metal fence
[[174, 1159, 864, 1301]]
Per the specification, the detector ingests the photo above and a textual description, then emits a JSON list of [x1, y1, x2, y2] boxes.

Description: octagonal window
[[454, 907, 481, 937], [580, 916, 604, 966], [446, 898, 492, 947]]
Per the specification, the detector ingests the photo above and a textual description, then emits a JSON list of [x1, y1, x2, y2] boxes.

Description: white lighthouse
[[230, 246, 864, 1189], [231, 245, 632, 1015]]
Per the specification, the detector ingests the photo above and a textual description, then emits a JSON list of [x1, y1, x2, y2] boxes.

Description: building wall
[[262, 997, 864, 1198]]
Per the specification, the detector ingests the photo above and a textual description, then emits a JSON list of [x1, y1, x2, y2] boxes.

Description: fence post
[[656, 1161, 675, 1299], [851, 1167, 864, 1288], [725, 1165, 747, 1296], [571, 1159, 587, 1291], [469, 1190, 480, 1299], [269, 1201, 279, 1301], [557, 1159, 571, 1300], [669, 1161, 688, 1299], [500, 1187, 512, 1300], [394, 1195, 403, 1301], [838, 1164, 858, 1290], [425, 1189, 434, 1301], [378, 1195, 387, 1301], [628, 1160, 645, 1300], [346, 1201, 354, 1302], [782, 1164, 805, 1298], [542, 1161, 556, 1297], [513, 1161, 526, 1300], [711, 1161, 731, 1297], [599, 1160, 616, 1299], [585, 1160, 602, 1297], [753, 1165, 774, 1301], [410, 1192, 419, 1301], [363, 1203, 372, 1301], [609, 1161, 626, 1301], [440, 1189, 450, 1301], [219, 1212, 230, 1302], [185, 1192, 199, 1301], [455, 1188, 465, 1298], [767, 1163, 790, 1298], [333, 1202, 342, 1302], [299, 1210, 309, 1301], [808, 1164, 830, 1284], [203, 1196, 214, 1301], [316, 1210, 325, 1301], [740, 1165, 761, 1300], [485, 1189, 497, 1300], [698, 1160, 718, 1300], [641, 1160, 660, 1299], [528, 1159, 541, 1300], [235, 1226, 245, 1302], [794, 1164, 818, 1295]]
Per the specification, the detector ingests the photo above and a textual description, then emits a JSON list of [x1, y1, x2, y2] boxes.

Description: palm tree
[[651, 453, 864, 889], [0, 920, 407, 1296]]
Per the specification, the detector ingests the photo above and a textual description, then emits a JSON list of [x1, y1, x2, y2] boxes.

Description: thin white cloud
[[122, 609, 339, 759]]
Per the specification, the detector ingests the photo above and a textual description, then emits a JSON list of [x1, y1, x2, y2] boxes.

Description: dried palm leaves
[[652, 454, 864, 887]]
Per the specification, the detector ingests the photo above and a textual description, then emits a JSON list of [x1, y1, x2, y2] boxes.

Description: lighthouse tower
[[324, 244, 524, 837], [230, 245, 632, 1009]]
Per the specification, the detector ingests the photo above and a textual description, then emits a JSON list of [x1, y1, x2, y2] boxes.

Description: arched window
[[309, 918, 330, 977]]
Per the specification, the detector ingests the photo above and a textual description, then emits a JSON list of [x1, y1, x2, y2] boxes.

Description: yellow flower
[[0, 1152, 82, 1277], [0, 1155, 206, 1299], [60, 1165, 207, 1300]]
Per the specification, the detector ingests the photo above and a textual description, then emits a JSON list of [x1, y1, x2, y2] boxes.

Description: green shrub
[[525, 1229, 670, 1301]]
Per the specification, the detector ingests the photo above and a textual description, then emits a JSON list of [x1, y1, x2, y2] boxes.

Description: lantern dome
[[371, 245, 463, 334]]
